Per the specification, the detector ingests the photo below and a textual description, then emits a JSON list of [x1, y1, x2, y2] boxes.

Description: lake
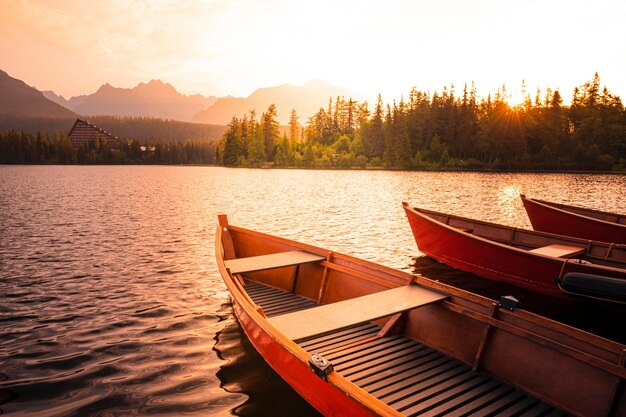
[[1, 166, 625, 416]]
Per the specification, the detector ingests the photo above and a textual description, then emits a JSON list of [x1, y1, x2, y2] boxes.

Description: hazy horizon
[[1, 0, 626, 105]]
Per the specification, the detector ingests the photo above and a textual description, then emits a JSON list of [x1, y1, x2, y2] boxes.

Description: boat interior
[[246, 281, 566, 417], [218, 217, 626, 417], [415, 207, 626, 268]]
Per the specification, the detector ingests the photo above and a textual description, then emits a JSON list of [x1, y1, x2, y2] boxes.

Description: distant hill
[[0, 70, 76, 118], [192, 79, 360, 124], [44, 80, 217, 122], [42, 90, 88, 110]]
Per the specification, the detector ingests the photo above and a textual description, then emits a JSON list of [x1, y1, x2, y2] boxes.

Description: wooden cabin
[[68, 119, 121, 151]]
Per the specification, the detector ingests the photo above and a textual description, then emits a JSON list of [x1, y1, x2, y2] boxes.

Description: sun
[[507, 89, 526, 109]]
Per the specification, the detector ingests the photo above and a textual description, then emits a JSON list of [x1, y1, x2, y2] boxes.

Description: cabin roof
[[68, 118, 118, 141]]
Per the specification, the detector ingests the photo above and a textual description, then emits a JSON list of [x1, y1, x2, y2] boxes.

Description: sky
[[1, 0, 625, 105]]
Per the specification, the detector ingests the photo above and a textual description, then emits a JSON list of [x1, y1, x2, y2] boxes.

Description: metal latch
[[309, 354, 334, 381], [499, 295, 520, 311]]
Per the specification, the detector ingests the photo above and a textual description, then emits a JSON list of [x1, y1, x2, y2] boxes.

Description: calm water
[[1, 166, 625, 417]]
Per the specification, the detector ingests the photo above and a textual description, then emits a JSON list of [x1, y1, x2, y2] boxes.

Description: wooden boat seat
[[528, 244, 586, 258], [224, 250, 326, 274], [267, 285, 448, 341]]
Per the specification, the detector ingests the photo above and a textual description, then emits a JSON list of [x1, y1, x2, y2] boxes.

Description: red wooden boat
[[216, 214, 626, 417], [402, 202, 626, 302], [521, 194, 626, 244]]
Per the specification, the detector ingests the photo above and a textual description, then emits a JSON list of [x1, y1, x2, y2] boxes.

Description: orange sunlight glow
[[507, 89, 526, 110], [0, 0, 625, 103]]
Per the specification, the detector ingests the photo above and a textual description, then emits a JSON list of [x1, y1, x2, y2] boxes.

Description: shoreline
[[1, 163, 624, 175]]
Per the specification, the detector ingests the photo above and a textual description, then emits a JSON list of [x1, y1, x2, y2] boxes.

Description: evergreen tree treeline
[[219, 74, 626, 171], [0, 131, 217, 165]]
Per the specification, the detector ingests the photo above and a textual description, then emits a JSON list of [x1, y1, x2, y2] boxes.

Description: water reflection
[[497, 184, 522, 224], [214, 321, 322, 417]]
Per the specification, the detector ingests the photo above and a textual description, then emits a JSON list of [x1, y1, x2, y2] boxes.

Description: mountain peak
[[192, 79, 359, 124], [96, 83, 115, 93], [135, 79, 177, 96]]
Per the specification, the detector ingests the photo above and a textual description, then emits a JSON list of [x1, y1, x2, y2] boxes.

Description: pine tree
[[289, 109, 300, 143], [222, 117, 242, 166], [366, 94, 385, 159]]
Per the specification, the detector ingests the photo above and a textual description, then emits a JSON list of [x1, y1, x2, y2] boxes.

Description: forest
[[218, 73, 626, 171], [0, 131, 216, 165], [0, 114, 225, 143], [1, 74, 625, 171]]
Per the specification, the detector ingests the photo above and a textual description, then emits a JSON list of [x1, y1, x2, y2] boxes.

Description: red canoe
[[521, 194, 626, 244], [216, 214, 626, 417], [402, 202, 626, 301]]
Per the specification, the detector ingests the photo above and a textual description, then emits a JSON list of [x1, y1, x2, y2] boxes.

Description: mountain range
[[42, 80, 217, 122], [192, 79, 358, 124], [1, 69, 359, 125]]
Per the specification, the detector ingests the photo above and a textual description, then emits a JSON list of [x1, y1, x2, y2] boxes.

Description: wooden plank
[[266, 305, 316, 317], [377, 364, 470, 402], [250, 291, 301, 304], [264, 302, 317, 316], [268, 285, 447, 340], [244, 285, 287, 298], [264, 303, 317, 317], [224, 250, 325, 274], [542, 409, 568, 417], [258, 295, 313, 309], [369, 357, 462, 398], [299, 323, 380, 350], [417, 378, 504, 417], [244, 283, 277, 293], [334, 338, 415, 373], [456, 387, 526, 416], [341, 343, 429, 378], [334, 338, 416, 372], [342, 345, 441, 388], [327, 335, 406, 362], [261, 297, 316, 309], [392, 371, 481, 411], [354, 351, 444, 388], [517, 402, 555, 417], [529, 243, 586, 258], [302, 329, 379, 352], [488, 390, 540, 417]]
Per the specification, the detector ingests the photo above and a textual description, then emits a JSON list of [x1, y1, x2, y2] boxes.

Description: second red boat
[[521, 194, 626, 244], [402, 202, 626, 302]]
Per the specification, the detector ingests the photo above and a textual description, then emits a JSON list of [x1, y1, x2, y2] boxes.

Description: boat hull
[[230, 298, 377, 417], [403, 205, 626, 299], [522, 196, 626, 244]]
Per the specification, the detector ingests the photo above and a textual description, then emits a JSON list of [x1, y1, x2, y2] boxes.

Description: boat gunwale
[[522, 194, 626, 229], [402, 203, 626, 274]]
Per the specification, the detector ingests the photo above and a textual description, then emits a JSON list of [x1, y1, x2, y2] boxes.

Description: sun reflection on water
[[497, 184, 522, 224]]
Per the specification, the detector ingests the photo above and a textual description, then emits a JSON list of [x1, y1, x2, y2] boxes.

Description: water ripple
[[1, 166, 625, 416]]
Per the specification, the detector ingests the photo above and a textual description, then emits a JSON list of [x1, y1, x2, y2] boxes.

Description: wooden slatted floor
[[244, 282, 568, 417], [245, 282, 318, 317]]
